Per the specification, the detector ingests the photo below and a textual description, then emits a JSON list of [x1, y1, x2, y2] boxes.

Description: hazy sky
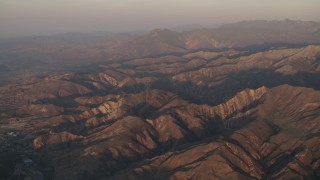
[[1, 0, 320, 37]]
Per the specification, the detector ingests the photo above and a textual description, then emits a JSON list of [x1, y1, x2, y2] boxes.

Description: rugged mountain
[[109, 19, 320, 59], [185, 19, 320, 49], [1, 20, 320, 85], [1, 45, 320, 179], [2, 20, 320, 58]]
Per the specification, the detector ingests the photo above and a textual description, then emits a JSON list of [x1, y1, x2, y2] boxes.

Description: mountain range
[[1, 20, 320, 179]]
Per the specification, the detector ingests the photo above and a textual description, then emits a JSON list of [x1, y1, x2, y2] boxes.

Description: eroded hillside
[[1, 45, 320, 179]]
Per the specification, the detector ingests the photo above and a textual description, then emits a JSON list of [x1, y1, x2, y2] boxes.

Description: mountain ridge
[[1, 45, 320, 179]]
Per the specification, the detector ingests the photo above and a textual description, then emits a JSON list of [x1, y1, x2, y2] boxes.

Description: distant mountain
[[108, 19, 320, 59], [170, 24, 205, 32], [1, 20, 320, 84], [1, 19, 320, 60]]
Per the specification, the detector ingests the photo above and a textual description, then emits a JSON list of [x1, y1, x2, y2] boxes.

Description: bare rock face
[[1, 45, 320, 179], [33, 131, 83, 149]]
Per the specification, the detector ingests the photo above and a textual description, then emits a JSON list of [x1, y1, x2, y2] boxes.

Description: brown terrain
[[1, 19, 320, 85], [1, 20, 320, 179]]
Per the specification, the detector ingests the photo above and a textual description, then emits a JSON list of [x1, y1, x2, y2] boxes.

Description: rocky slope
[[1, 45, 320, 179]]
